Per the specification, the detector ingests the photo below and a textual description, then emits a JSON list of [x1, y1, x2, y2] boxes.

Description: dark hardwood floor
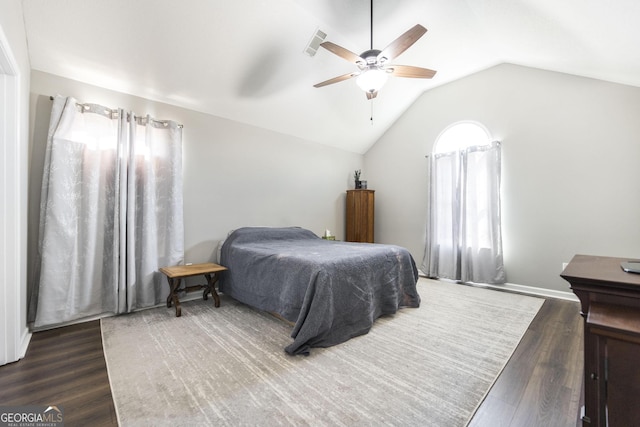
[[469, 298, 584, 427], [0, 320, 118, 426], [0, 297, 583, 427]]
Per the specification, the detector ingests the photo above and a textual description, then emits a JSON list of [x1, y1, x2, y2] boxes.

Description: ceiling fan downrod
[[369, 0, 373, 50]]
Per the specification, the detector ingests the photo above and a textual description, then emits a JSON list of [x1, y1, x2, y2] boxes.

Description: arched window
[[422, 121, 505, 284], [434, 121, 492, 153]]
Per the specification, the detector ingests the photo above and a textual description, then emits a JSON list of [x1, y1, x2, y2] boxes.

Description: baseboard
[[18, 328, 32, 361], [473, 282, 580, 302], [418, 272, 579, 302]]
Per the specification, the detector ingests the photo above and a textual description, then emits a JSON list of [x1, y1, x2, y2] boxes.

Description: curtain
[[30, 96, 183, 328], [422, 141, 505, 284]]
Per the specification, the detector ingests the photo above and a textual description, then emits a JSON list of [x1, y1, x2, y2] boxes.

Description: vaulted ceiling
[[21, 0, 640, 153]]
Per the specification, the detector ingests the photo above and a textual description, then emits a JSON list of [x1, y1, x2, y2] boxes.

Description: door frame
[[0, 22, 31, 365]]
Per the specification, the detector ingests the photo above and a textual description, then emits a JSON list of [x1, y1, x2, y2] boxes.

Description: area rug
[[101, 278, 543, 426]]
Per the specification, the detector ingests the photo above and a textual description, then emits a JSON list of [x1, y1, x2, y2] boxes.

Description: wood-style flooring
[[0, 321, 118, 426], [0, 297, 583, 427], [469, 298, 584, 427]]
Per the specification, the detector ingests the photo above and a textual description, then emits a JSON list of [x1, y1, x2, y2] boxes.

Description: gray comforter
[[219, 227, 420, 355]]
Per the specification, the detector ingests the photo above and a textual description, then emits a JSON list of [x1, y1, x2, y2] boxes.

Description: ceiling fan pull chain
[[370, 100, 374, 125]]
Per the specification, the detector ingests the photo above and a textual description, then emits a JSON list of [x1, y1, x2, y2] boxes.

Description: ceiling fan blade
[[387, 65, 437, 79], [319, 41, 364, 65], [366, 91, 378, 100], [313, 72, 359, 88], [378, 24, 427, 63]]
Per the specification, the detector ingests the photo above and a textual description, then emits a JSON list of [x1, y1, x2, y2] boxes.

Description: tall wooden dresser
[[346, 189, 374, 243], [561, 254, 640, 427]]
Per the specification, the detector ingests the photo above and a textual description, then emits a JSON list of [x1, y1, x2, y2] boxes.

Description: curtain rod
[[49, 96, 183, 129]]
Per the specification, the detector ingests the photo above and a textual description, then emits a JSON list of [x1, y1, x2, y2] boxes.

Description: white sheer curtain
[[30, 96, 184, 328], [422, 141, 505, 284]]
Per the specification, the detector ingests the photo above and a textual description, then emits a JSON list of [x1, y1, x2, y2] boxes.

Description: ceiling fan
[[313, 0, 437, 100]]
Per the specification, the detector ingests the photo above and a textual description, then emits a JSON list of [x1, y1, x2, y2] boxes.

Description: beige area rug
[[101, 278, 543, 426]]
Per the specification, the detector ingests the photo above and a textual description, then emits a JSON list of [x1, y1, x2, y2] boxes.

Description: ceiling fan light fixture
[[356, 67, 388, 93]]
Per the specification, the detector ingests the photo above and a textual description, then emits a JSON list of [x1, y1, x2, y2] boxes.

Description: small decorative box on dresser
[[561, 254, 640, 427], [346, 189, 374, 243]]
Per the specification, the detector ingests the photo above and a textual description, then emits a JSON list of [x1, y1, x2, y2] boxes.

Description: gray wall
[[28, 71, 362, 280], [365, 63, 640, 293]]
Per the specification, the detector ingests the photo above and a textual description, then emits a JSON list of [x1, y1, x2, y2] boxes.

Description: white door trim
[[0, 22, 31, 365]]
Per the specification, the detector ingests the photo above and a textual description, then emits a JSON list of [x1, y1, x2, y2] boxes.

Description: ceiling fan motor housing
[[360, 49, 382, 67]]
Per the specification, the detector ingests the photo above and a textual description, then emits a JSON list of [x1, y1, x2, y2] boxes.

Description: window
[[422, 121, 505, 284], [434, 121, 491, 154]]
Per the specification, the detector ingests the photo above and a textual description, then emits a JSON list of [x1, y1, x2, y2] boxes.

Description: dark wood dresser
[[346, 189, 374, 243], [561, 254, 640, 426]]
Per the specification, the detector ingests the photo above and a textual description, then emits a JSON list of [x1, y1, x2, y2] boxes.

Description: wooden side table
[[159, 262, 228, 317]]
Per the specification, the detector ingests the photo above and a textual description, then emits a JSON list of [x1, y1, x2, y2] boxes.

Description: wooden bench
[[159, 263, 228, 317]]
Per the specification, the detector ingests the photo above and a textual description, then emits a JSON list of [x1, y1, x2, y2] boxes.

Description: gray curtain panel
[[423, 140, 505, 284], [30, 96, 184, 328]]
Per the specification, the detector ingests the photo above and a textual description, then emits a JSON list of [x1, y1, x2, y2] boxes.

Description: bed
[[218, 226, 420, 355]]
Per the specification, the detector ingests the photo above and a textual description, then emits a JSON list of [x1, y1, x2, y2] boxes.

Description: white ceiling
[[21, 0, 640, 154]]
